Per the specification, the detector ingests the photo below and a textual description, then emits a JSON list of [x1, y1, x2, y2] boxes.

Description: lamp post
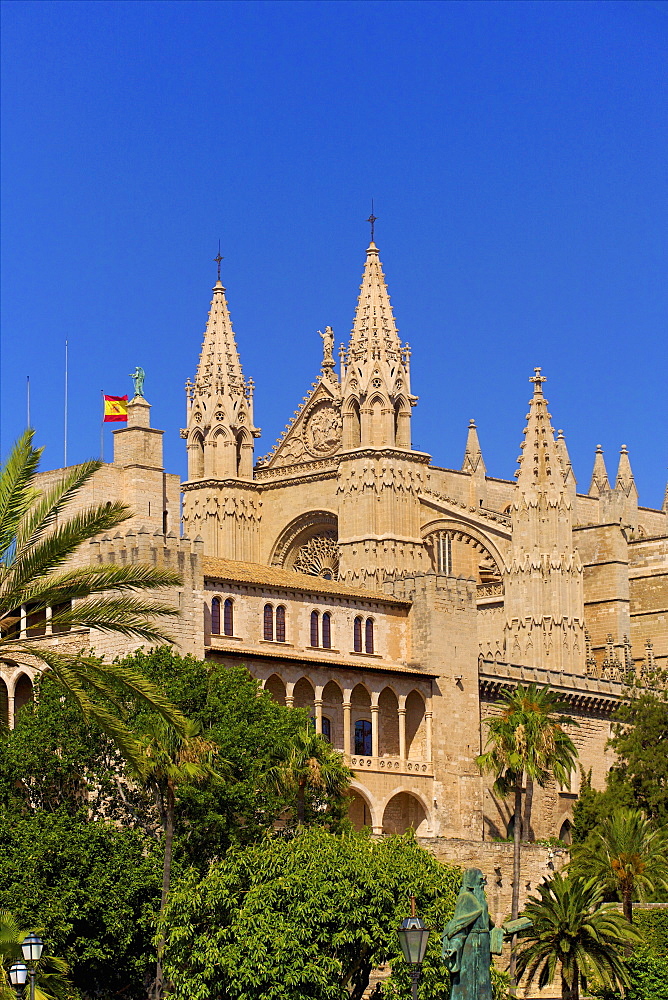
[[8, 962, 28, 993], [397, 896, 430, 1000], [20, 933, 44, 1000]]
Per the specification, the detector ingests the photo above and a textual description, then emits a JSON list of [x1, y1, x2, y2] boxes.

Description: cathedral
[[2, 236, 667, 850]]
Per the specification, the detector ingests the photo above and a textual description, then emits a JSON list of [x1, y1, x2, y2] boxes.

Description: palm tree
[[136, 718, 222, 1000], [476, 683, 578, 987], [570, 808, 668, 923], [515, 873, 641, 1000], [0, 430, 187, 763], [269, 727, 352, 825], [1, 911, 74, 1000]]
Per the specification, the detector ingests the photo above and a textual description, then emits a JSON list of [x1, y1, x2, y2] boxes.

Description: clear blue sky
[[2, 0, 666, 508]]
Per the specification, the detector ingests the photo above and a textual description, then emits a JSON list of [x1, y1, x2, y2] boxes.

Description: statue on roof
[[129, 366, 145, 398]]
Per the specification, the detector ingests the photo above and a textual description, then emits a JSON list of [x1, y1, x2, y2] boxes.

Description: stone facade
[[2, 238, 666, 848]]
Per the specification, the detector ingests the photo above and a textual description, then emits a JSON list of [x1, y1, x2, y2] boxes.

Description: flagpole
[[64, 340, 69, 466], [26, 376, 31, 428], [100, 390, 105, 462]]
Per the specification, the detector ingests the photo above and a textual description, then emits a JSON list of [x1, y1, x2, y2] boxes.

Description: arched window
[[275, 605, 286, 643], [322, 716, 331, 742], [211, 598, 221, 635], [365, 618, 374, 654], [223, 598, 234, 637], [322, 612, 331, 649], [353, 616, 363, 653], [310, 610, 319, 647], [263, 604, 274, 641], [354, 719, 372, 755]]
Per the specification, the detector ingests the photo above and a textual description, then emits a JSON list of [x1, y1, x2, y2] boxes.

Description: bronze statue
[[129, 366, 145, 398], [442, 868, 529, 1000]]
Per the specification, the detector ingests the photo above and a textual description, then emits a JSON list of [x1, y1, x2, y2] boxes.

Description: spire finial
[[214, 240, 224, 281], [366, 200, 377, 244], [529, 367, 547, 394]]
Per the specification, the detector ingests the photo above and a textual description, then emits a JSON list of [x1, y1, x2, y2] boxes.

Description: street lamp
[[397, 896, 430, 1000], [8, 962, 28, 991], [20, 933, 44, 1000]]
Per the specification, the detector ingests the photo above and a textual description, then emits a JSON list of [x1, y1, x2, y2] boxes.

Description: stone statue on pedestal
[[442, 868, 530, 1000], [129, 366, 145, 398]]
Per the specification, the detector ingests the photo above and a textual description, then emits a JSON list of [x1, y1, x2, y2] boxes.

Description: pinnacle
[[193, 279, 245, 399], [348, 240, 402, 360], [515, 369, 564, 492], [615, 444, 636, 495], [462, 418, 485, 475], [589, 444, 610, 497]]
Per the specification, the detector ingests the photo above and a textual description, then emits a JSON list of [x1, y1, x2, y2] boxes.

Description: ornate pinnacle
[[529, 367, 547, 394]]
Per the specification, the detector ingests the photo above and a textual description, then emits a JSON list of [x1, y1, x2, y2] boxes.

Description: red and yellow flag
[[103, 394, 128, 422]]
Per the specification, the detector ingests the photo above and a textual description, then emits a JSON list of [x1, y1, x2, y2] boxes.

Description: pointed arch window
[[223, 598, 234, 637], [353, 616, 363, 653], [211, 598, 221, 636], [263, 604, 274, 641], [275, 605, 286, 643], [322, 612, 331, 649], [365, 617, 374, 654], [310, 610, 320, 647]]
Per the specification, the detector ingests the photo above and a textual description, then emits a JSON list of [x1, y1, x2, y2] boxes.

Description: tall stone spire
[[504, 369, 585, 672], [185, 270, 259, 483], [614, 444, 639, 529], [615, 445, 636, 496], [556, 429, 576, 497], [341, 238, 416, 450], [462, 419, 485, 475], [589, 444, 610, 497]]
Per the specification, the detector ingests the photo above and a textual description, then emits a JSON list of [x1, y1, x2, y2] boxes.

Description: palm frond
[[0, 431, 42, 563], [13, 563, 182, 610], [14, 458, 109, 553]]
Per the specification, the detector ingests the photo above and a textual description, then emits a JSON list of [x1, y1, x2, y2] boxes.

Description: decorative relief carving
[[292, 532, 340, 579], [303, 400, 342, 458]]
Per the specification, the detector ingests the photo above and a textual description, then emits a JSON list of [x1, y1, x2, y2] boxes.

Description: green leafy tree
[[608, 686, 668, 827], [0, 430, 187, 765], [515, 873, 641, 1000], [476, 683, 578, 985], [570, 809, 668, 922], [267, 726, 352, 827], [160, 827, 461, 1000]]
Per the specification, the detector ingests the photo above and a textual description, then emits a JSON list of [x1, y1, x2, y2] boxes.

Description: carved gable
[[257, 379, 343, 470]]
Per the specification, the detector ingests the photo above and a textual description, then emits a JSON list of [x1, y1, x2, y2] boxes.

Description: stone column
[[425, 710, 433, 762], [314, 698, 323, 735], [45, 605, 53, 636], [343, 701, 351, 755], [19, 605, 27, 640], [285, 681, 295, 709], [371, 704, 380, 758], [398, 706, 407, 760]]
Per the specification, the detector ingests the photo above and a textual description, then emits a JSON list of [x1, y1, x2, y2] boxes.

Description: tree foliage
[[160, 827, 461, 1000], [0, 430, 187, 767], [608, 686, 668, 827], [515, 872, 641, 1000]]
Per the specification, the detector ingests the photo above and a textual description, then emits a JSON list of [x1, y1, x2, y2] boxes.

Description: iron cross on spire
[[366, 201, 377, 243], [214, 241, 224, 281]]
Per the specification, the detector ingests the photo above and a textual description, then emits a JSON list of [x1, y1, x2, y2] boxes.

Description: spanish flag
[[103, 394, 128, 422]]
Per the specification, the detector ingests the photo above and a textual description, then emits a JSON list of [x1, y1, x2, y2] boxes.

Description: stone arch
[[348, 782, 378, 832], [421, 519, 504, 586], [270, 511, 339, 579], [210, 425, 234, 478], [382, 788, 431, 836], [378, 686, 400, 757], [293, 676, 315, 711], [351, 683, 372, 755], [343, 397, 361, 449], [365, 393, 389, 447], [187, 430, 205, 480], [13, 673, 33, 717], [264, 673, 286, 706], [322, 680, 343, 749], [235, 426, 254, 478], [558, 818, 573, 846], [405, 689, 426, 759]]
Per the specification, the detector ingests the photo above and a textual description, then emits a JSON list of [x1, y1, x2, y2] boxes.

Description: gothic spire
[[589, 444, 610, 497], [348, 241, 403, 362], [556, 428, 576, 491], [515, 368, 564, 493], [615, 444, 636, 496], [462, 419, 485, 475], [193, 277, 245, 399]]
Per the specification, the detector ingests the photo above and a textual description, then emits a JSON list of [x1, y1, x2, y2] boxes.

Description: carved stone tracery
[[292, 532, 340, 579]]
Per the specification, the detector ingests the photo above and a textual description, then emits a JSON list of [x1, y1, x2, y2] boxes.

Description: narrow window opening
[[275, 605, 286, 643], [322, 612, 331, 649], [223, 598, 234, 636], [365, 618, 374, 654], [353, 616, 363, 653], [263, 604, 274, 641], [310, 610, 319, 647], [211, 597, 221, 636], [322, 717, 331, 742], [163, 510, 168, 534]]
